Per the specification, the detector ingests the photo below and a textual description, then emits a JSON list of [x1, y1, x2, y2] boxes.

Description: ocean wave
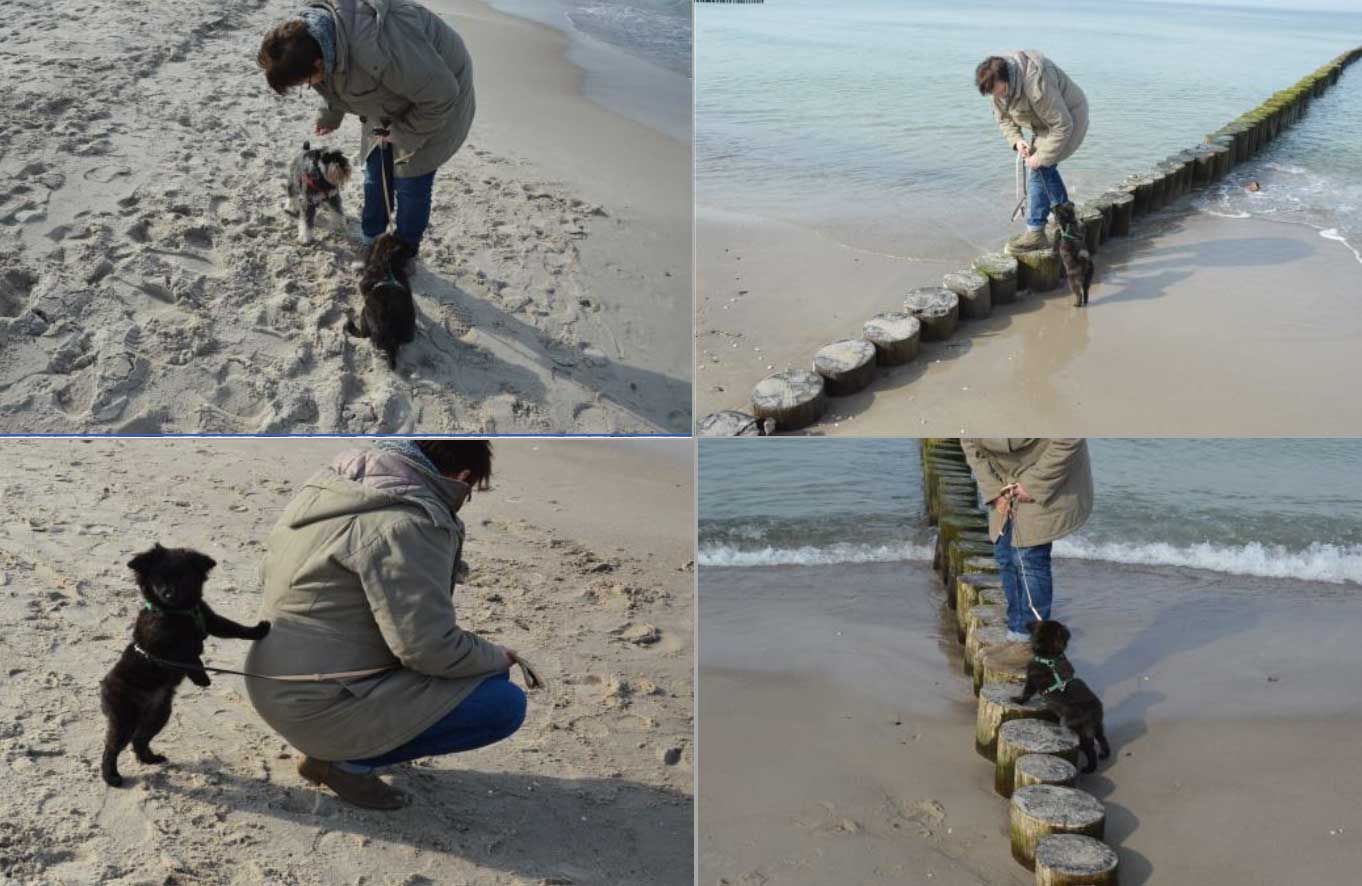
[[1053, 539, 1362, 585], [698, 542, 934, 568]]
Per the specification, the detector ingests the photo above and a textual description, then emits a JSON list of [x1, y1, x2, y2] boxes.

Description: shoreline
[[475, 0, 692, 143], [699, 558, 1362, 884], [696, 201, 1362, 435]]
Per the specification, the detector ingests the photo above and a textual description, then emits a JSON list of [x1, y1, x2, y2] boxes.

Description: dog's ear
[[303, 140, 311, 152], [127, 543, 166, 575], [1024, 620, 1040, 635], [187, 551, 217, 576], [1056, 622, 1071, 649]]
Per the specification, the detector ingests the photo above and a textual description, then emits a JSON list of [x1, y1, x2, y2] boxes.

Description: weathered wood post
[[972, 253, 1019, 305], [812, 338, 877, 396], [750, 369, 826, 430], [1034, 834, 1120, 885], [995, 719, 1080, 797], [1010, 785, 1106, 870], [904, 287, 960, 340], [976, 682, 1056, 760], [863, 312, 921, 365]]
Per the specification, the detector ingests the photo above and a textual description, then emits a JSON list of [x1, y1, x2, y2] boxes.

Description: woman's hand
[[499, 646, 518, 670], [315, 124, 335, 136], [1012, 483, 1035, 503], [1016, 141, 1031, 158], [1025, 152, 1044, 170]]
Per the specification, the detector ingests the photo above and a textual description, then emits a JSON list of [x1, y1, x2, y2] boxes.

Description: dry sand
[[0, 437, 694, 885], [699, 559, 1362, 885], [0, 0, 691, 434], [695, 203, 1362, 435]]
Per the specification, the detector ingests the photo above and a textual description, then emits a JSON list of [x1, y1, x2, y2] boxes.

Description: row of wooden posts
[[921, 438, 1119, 884], [698, 45, 1362, 438]]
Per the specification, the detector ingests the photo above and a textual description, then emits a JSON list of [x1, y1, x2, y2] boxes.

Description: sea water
[[696, 0, 1362, 260], [698, 438, 1362, 585]]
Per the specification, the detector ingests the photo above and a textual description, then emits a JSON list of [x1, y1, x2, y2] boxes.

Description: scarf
[[298, 6, 337, 77], [371, 439, 443, 478]]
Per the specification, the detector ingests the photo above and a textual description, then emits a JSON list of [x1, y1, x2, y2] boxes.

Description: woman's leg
[[345, 672, 527, 770], [1026, 164, 1070, 230], [1012, 540, 1054, 624], [393, 171, 437, 254], [361, 145, 396, 241], [993, 520, 1026, 633]]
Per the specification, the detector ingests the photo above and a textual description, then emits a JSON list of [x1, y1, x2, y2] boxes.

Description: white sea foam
[[1053, 539, 1362, 585], [701, 538, 1362, 584], [698, 542, 934, 568], [1319, 228, 1362, 265]]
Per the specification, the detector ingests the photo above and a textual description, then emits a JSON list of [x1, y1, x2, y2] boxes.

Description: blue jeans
[[1027, 164, 1069, 231], [363, 144, 437, 251], [347, 671, 527, 769], [993, 519, 1054, 633]]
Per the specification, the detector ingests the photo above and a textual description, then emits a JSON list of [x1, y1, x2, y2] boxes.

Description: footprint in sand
[[82, 163, 130, 183], [0, 267, 38, 318]]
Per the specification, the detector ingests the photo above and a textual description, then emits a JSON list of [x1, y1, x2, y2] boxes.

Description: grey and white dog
[[284, 141, 352, 243]]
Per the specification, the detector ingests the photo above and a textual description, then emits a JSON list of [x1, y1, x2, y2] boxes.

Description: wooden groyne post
[[698, 46, 1362, 436], [919, 438, 1125, 881]]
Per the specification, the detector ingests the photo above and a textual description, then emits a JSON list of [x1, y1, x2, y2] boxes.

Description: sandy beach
[[0, 0, 691, 434], [696, 203, 1362, 435], [699, 559, 1362, 885], [0, 437, 694, 885]]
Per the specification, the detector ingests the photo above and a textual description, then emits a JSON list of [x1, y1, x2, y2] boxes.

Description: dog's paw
[[138, 751, 168, 765], [102, 771, 124, 788], [253, 620, 271, 639]]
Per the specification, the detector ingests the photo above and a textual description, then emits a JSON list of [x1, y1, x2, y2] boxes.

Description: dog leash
[[999, 486, 1046, 625], [372, 124, 397, 236], [130, 643, 547, 689], [1011, 147, 1027, 223]]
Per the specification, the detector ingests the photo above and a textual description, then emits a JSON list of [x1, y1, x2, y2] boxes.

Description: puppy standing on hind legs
[[1013, 619, 1111, 773], [1051, 201, 1095, 307], [285, 141, 352, 243], [99, 544, 270, 787]]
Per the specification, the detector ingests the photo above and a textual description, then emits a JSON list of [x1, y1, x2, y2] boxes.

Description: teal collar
[[1058, 225, 1083, 243], [1033, 655, 1072, 695], [144, 600, 207, 638]]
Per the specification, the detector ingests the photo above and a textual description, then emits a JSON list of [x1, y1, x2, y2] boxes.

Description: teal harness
[[1057, 224, 1084, 243], [144, 599, 207, 638], [1033, 655, 1072, 695]]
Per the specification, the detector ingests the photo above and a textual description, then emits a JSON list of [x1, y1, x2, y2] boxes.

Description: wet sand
[[695, 204, 1362, 435], [0, 438, 693, 885], [699, 559, 1362, 885]]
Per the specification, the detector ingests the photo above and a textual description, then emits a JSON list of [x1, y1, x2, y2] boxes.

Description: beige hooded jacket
[[243, 446, 506, 761], [961, 438, 1093, 548], [991, 50, 1089, 168]]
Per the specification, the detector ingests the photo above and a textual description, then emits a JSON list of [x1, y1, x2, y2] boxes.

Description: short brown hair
[[415, 440, 494, 490], [258, 20, 322, 95], [975, 56, 1010, 96]]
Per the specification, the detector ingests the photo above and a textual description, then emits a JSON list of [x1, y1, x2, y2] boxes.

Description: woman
[[257, 0, 476, 264], [975, 51, 1089, 251], [961, 439, 1093, 641], [243, 439, 525, 810]]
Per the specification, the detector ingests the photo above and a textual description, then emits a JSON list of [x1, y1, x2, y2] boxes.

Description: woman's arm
[[1013, 439, 1086, 507], [346, 518, 507, 680], [961, 440, 1008, 504], [377, 45, 461, 165], [1027, 70, 1074, 167]]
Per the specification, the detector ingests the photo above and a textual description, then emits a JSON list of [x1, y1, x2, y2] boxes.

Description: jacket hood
[[284, 447, 470, 531]]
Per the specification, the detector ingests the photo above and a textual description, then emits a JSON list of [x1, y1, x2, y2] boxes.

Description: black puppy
[[1051, 202, 1095, 307], [1013, 619, 1110, 773], [99, 544, 270, 787], [345, 232, 416, 369], [285, 141, 352, 243]]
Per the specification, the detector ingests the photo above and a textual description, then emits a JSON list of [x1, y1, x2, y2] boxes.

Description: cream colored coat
[[962, 439, 1093, 548]]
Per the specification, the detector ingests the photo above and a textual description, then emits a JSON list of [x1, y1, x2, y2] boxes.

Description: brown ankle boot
[[297, 756, 407, 810]]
